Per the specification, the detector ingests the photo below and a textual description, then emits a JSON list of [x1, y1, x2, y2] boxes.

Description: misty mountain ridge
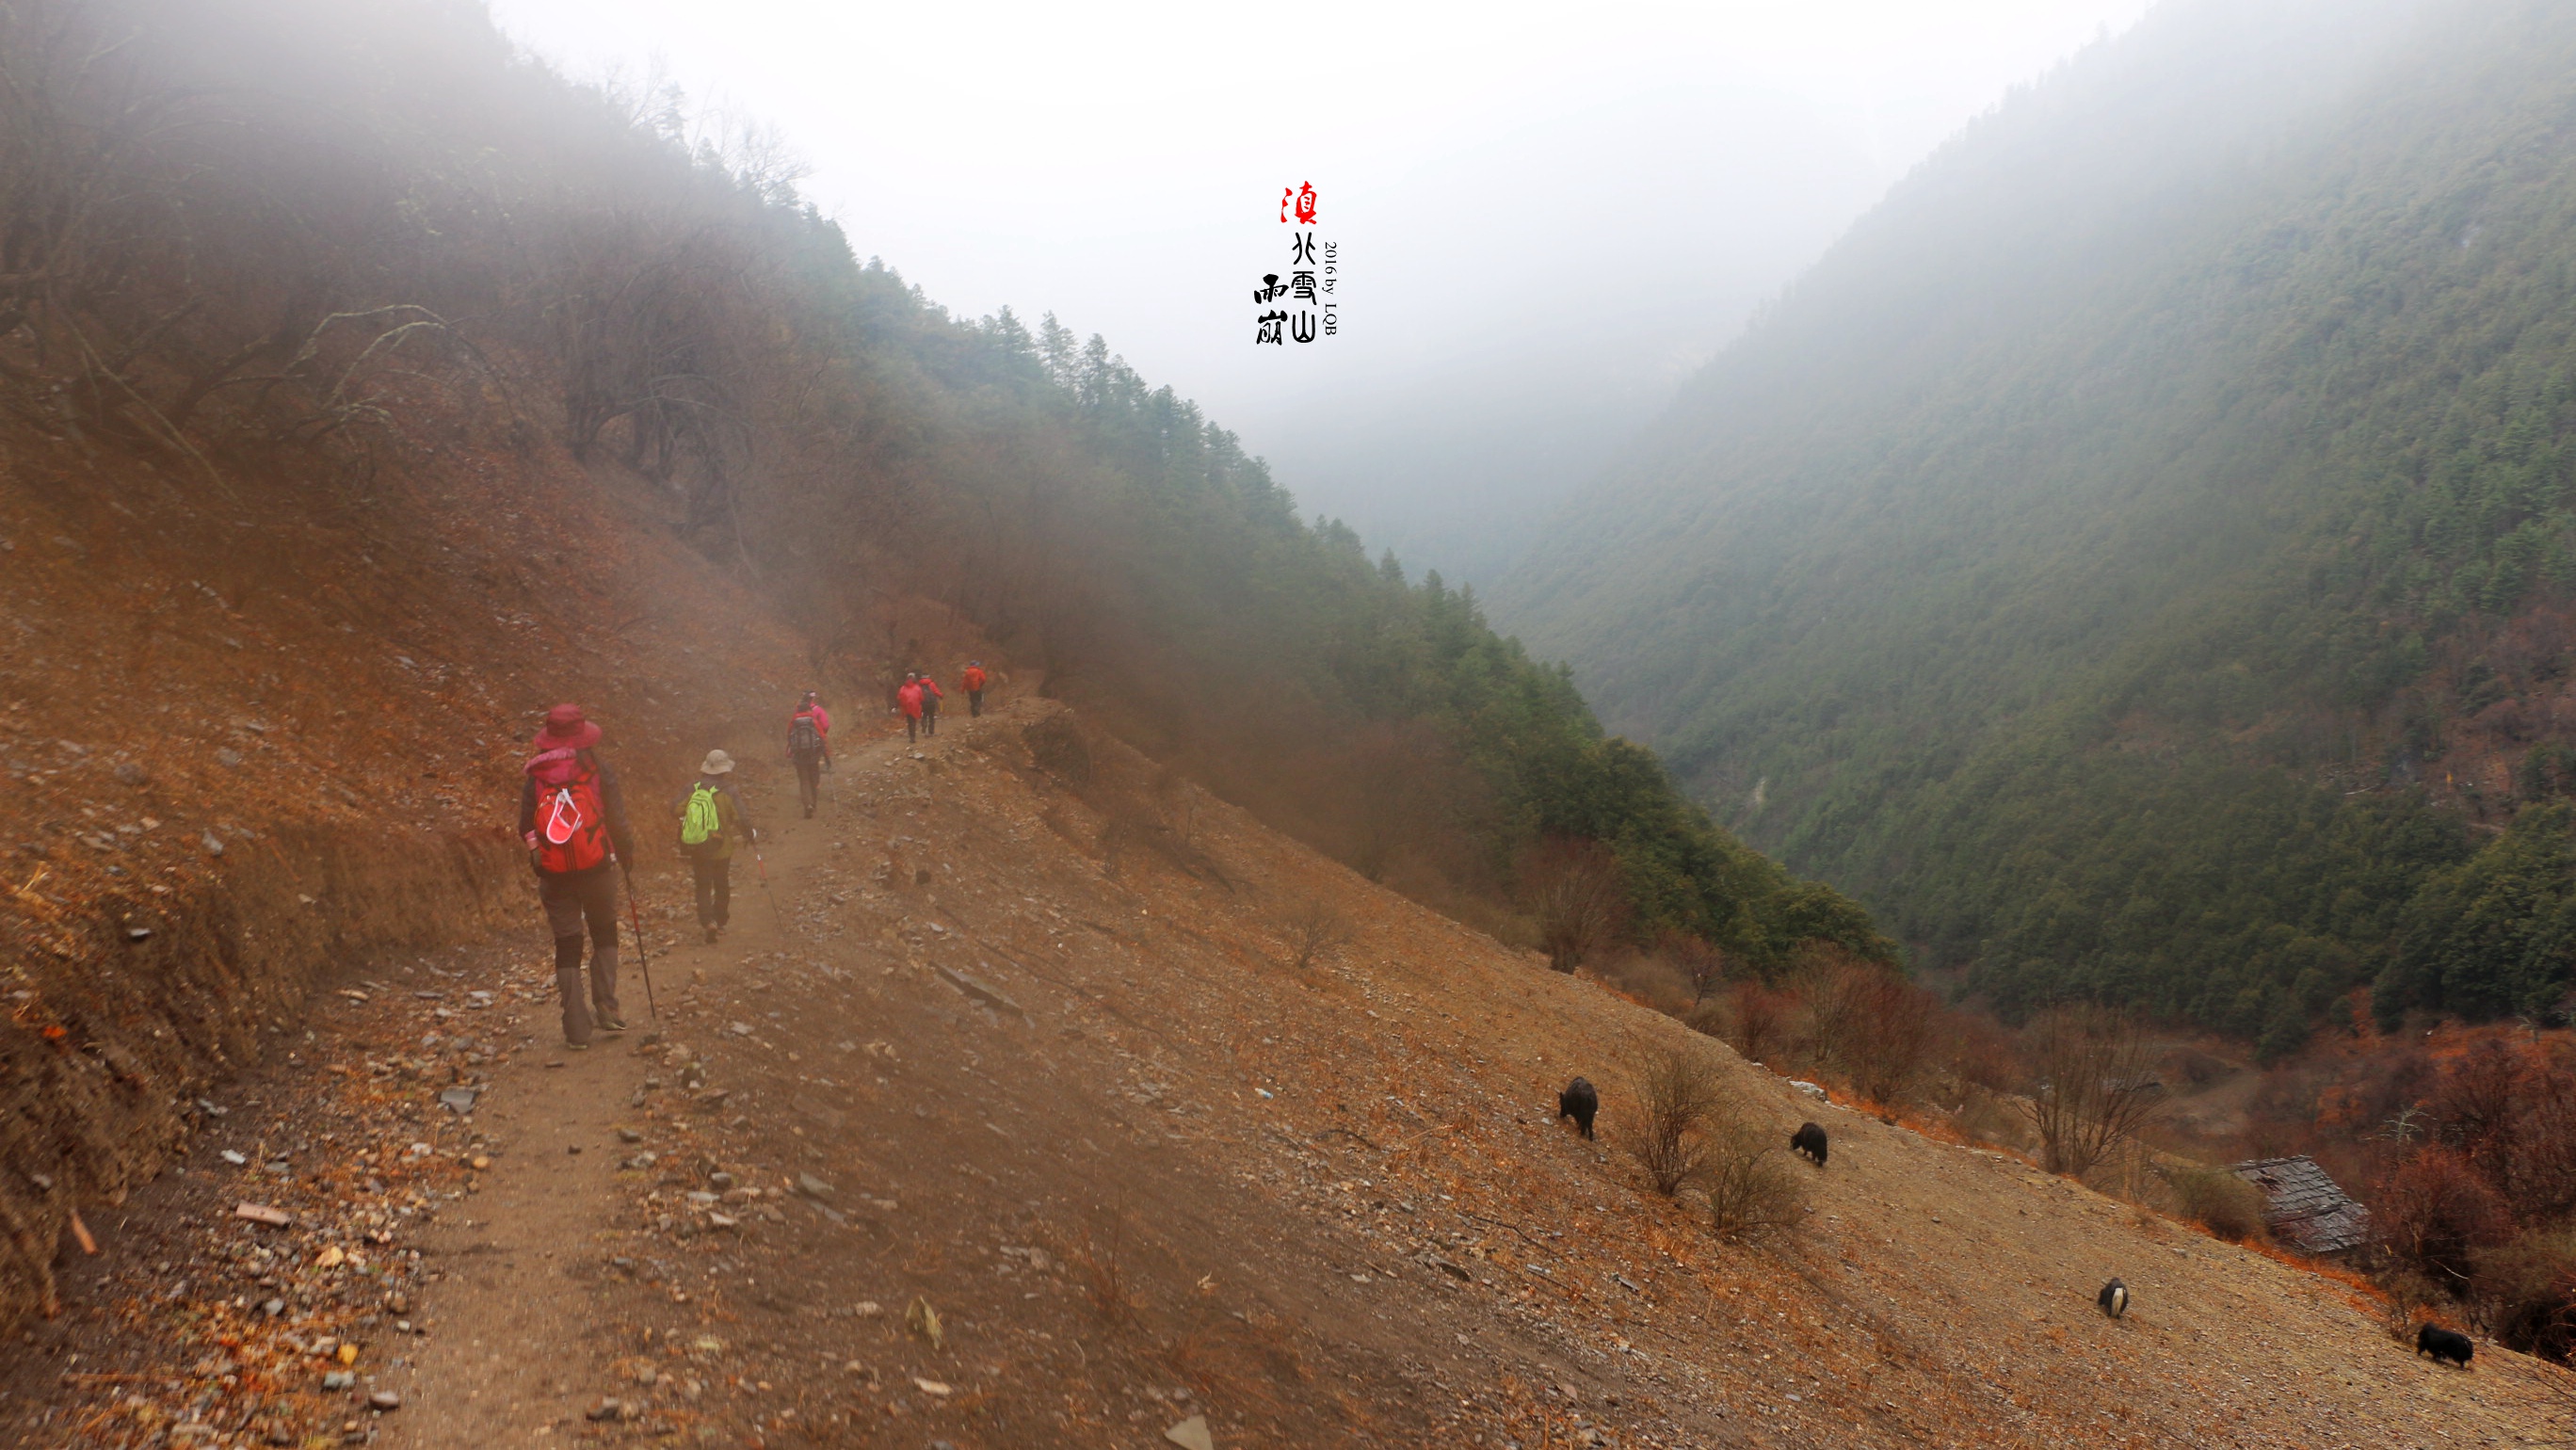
[[1501, 0, 2576, 1049], [1245, 79, 1892, 586]]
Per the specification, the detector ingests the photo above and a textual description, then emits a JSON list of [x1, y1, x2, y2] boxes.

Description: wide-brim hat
[[700, 749, 735, 775], [535, 702, 603, 750]]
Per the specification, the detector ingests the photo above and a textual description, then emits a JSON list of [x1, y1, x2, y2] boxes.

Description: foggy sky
[[486, 0, 2153, 587]]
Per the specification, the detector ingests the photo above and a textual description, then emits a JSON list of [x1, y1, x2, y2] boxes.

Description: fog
[[487, 0, 2151, 586]]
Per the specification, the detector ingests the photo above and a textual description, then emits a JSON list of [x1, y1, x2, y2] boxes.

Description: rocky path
[[378, 720, 856, 1443], [13, 694, 2576, 1449]]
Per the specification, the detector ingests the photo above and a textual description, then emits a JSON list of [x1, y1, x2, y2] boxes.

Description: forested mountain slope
[[1501, 0, 2576, 1047], [0, 0, 1888, 962], [0, 0, 1887, 1331]]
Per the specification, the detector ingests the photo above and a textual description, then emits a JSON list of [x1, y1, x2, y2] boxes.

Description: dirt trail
[[378, 728, 853, 1442], [14, 691, 2576, 1448]]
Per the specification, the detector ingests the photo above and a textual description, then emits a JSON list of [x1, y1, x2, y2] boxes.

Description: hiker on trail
[[897, 671, 926, 744], [962, 660, 989, 717], [917, 670, 945, 737], [788, 690, 831, 818], [674, 749, 756, 944], [518, 703, 636, 1049]]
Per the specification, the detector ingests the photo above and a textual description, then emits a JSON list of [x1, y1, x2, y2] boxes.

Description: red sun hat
[[534, 702, 603, 750]]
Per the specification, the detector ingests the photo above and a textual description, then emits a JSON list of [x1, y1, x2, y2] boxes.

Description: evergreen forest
[[1502, 0, 2576, 1049]]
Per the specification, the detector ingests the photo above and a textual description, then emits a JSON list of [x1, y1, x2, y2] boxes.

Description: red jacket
[[962, 667, 987, 692], [918, 677, 945, 706], [896, 682, 924, 719], [789, 705, 831, 759]]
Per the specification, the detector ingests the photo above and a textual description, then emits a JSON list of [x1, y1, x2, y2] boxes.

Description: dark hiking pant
[[793, 751, 822, 815], [968, 690, 983, 717], [691, 856, 732, 930], [922, 703, 939, 736], [905, 715, 919, 742], [538, 864, 621, 1044]]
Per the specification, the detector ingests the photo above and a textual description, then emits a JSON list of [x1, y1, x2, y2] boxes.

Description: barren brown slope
[[17, 686, 2571, 1448], [0, 409, 1004, 1341]]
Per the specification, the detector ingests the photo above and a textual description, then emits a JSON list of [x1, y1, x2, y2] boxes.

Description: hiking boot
[[703, 926, 718, 944], [597, 1016, 627, 1034], [565, 1039, 590, 1052]]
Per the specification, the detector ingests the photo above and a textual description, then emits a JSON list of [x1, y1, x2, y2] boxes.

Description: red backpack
[[526, 747, 611, 873]]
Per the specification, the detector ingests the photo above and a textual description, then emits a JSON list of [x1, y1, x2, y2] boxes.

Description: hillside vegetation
[[0, 0, 1881, 962], [1503, 0, 2576, 1047], [0, 0, 1890, 1332]]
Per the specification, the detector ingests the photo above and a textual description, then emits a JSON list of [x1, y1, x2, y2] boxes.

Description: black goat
[[1791, 1121, 1828, 1166], [2417, 1323, 2474, 1368], [2098, 1279, 2128, 1318], [1557, 1078, 1599, 1139]]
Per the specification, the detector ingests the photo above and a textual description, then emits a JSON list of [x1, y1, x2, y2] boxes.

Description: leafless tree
[[1801, 952, 1938, 1104], [1524, 837, 1627, 974], [1663, 933, 1728, 1007], [2021, 1006, 2165, 1179]]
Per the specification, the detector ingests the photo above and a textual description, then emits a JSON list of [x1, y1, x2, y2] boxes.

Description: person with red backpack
[[962, 660, 989, 717], [518, 704, 637, 1048], [787, 690, 831, 818], [916, 670, 945, 737], [896, 671, 925, 744]]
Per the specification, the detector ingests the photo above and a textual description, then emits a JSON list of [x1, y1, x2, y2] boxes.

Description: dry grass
[[1067, 1212, 1138, 1327]]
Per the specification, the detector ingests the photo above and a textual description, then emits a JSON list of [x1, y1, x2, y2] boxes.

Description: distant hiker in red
[[788, 689, 831, 818], [962, 661, 989, 717], [896, 672, 925, 744], [917, 670, 945, 737], [673, 749, 754, 944], [518, 704, 636, 1048]]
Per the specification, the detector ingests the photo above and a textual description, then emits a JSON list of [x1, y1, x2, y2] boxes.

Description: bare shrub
[[2169, 1165, 2270, 1243], [1067, 1212, 1137, 1327], [2472, 1228, 2576, 1361], [1945, 1008, 2022, 1097], [1284, 899, 1354, 970], [2433, 1038, 2522, 1161], [2375, 1146, 2515, 1290], [1661, 932, 1729, 1007], [1704, 1110, 1806, 1238], [1522, 837, 1627, 974], [2375, 1262, 2446, 1344], [1956, 1086, 2027, 1150], [1723, 977, 1792, 1065], [1628, 1041, 1724, 1196], [1600, 948, 1694, 1014], [1800, 952, 1938, 1104], [2498, 1049, 2576, 1225], [1023, 715, 1094, 785], [2021, 1007, 2166, 1179]]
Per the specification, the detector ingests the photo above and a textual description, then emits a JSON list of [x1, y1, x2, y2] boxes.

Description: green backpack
[[680, 784, 724, 853]]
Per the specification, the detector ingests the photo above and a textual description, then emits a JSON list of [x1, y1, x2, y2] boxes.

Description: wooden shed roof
[[2228, 1154, 2371, 1255]]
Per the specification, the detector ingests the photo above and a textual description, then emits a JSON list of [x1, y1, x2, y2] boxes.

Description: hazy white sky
[[488, 0, 2155, 580]]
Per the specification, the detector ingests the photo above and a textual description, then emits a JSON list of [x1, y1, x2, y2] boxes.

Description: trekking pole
[[618, 858, 659, 1024]]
